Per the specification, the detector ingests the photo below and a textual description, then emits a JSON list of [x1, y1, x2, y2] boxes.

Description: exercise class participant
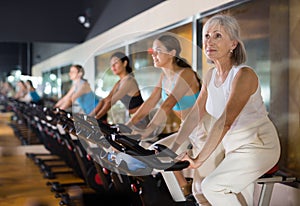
[[176, 14, 281, 205], [127, 34, 205, 196], [55, 64, 99, 115], [89, 52, 144, 124]]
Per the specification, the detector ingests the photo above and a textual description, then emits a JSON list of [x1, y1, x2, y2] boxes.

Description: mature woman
[[175, 14, 281, 205]]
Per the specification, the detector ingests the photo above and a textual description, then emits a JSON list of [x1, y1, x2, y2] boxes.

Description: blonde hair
[[203, 14, 247, 65]]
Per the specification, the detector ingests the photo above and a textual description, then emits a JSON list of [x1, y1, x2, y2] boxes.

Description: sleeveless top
[[206, 64, 268, 131], [161, 73, 199, 111], [75, 79, 99, 114], [118, 75, 144, 110], [120, 94, 144, 110], [29, 91, 41, 103], [77, 92, 99, 114]]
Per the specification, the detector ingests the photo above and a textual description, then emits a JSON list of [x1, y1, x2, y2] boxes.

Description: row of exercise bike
[[4, 96, 298, 206], [6, 97, 198, 206]]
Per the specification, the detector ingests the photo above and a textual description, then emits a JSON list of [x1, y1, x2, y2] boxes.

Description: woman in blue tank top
[[127, 34, 201, 139], [54, 64, 99, 115], [126, 34, 201, 195], [17, 80, 42, 104], [25, 80, 41, 104]]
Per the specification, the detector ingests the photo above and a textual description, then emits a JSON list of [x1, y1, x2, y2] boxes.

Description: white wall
[[32, 42, 78, 65], [32, 0, 234, 87]]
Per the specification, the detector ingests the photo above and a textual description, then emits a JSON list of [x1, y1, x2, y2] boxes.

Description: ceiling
[[0, 0, 165, 43], [1, 0, 91, 43], [0, 0, 165, 76]]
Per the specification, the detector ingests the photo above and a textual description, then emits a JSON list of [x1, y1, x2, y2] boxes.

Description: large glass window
[[42, 68, 59, 99], [42, 64, 72, 106], [60, 64, 72, 97]]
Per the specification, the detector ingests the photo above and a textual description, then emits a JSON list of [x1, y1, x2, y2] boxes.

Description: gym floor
[[1, 112, 300, 206], [0, 112, 138, 206], [0, 113, 60, 206]]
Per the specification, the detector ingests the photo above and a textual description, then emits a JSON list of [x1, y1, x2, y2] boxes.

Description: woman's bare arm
[[71, 81, 91, 102], [128, 74, 163, 126], [90, 80, 120, 118], [55, 85, 75, 109], [188, 67, 258, 168], [142, 69, 198, 137]]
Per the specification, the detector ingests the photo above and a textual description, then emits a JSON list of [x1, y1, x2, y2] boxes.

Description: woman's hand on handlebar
[[130, 127, 150, 141], [126, 121, 152, 139], [140, 126, 154, 140], [177, 152, 204, 169], [125, 120, 133, 128]]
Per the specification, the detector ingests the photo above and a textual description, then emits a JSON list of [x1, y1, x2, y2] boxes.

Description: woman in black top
[[90, 52, 144, 121]]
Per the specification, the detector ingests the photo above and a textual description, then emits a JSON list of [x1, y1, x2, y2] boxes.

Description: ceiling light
[[78, 15, 86, 24], [77, 15, 91, 29], [83, 21, 90, 28]]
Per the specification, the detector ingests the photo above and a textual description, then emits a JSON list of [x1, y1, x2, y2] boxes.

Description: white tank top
[[206, 64, 268, 131]]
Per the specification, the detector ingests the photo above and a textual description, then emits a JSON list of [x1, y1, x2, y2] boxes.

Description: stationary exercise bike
[[74, 114, 198, 206]]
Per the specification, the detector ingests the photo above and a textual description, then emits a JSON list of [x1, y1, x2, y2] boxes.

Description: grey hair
[[202, 14, 247, 65]]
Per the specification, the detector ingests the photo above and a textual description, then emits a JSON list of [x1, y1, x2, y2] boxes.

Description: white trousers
[[201, 117, 281, 206], [152, 115, 225, 205], [188, 115, 225, 205]]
